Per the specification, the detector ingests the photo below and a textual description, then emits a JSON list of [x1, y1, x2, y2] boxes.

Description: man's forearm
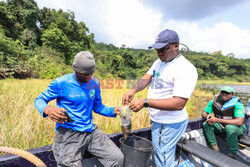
[[34, 97, 49, 117], [201, 111, 209, 119], [94, 105, 116, 117], [148, 97, 188, 110], [217, 118, 244, 126], [132, 80, 151, 93], [131, 74, 152, 93]]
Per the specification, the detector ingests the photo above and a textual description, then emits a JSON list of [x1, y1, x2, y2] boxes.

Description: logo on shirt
[[153, 70, 156, 77], [69, 94, 80, 98], [238, 110, 243, 114], [89, 90, 95, 100]]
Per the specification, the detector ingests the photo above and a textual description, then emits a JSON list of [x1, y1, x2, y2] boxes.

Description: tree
[[41, 24, 72, 63], [0, 27, 32, 79], [40, 8, 95, 64]]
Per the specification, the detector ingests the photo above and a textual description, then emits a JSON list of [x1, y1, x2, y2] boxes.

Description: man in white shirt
[[123, 29, 198, 167]]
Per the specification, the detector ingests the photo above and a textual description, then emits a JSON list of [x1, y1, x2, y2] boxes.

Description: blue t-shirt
[[34, 73, 116, 132]]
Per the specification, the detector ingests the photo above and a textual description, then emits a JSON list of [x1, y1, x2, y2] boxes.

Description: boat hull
[[1, 118, 249, 167]]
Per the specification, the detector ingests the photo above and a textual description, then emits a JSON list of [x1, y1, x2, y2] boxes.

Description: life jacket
[[212, 95, 241, 120]]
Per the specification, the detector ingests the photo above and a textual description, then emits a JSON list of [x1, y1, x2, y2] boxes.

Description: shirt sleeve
[[204, 100, 214, 114], [34, 79, 61, 117], [172, 63, 198, 99], [93, 83, 116, 117], [147, 59, 158, 75], [234, 102, 245, 118]]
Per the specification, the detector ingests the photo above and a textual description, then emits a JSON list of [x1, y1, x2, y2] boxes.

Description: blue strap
[[221, 96, 239, 111], [247, 98, 250, 112]]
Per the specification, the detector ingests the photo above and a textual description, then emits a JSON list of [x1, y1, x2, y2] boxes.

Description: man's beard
[[75, 73, 88, 83]]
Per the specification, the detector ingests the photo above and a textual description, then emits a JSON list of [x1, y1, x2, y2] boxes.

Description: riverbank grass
[[0, 79, 214, 150]]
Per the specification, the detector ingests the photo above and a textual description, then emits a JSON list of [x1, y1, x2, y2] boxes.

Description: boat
[[0, 118, 250, 167]]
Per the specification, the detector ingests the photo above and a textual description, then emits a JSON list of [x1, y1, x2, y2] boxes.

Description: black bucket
[[119, 135, 154, 167]]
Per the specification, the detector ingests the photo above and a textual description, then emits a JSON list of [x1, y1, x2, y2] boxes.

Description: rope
[[0, 147, 46, 167]]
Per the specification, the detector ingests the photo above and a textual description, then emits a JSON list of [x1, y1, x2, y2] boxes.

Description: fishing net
[[119, 105, 132, 139]]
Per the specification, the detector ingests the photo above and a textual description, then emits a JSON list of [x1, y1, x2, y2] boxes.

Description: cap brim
[[148, 43, 168, 49], [220, 88, 234, 93]]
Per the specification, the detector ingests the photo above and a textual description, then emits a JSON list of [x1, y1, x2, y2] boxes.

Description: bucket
[[119, 135, 154, 167]]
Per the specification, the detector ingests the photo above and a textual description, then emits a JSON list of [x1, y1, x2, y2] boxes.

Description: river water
[[199, 84, 250, 94], [199, 84, 250, 107]]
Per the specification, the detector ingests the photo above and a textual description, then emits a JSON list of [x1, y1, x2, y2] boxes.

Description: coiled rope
[[0, 147, 46, 167]]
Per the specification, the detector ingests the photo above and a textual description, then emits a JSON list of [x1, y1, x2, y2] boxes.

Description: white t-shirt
[[147, 54, 198, 124]]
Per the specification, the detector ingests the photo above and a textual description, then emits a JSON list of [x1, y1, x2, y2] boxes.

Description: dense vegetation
[[1, 0, 250, 81]]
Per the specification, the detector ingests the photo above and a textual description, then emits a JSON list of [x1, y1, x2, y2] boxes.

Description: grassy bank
[[0, 79, 214, 150], [198, 80, 250, 85]]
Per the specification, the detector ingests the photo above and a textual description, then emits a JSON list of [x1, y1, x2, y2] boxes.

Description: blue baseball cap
[[148, 29, 179, 49]]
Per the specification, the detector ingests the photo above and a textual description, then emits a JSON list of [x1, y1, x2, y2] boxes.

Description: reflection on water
[[199, 84, 250, 107]]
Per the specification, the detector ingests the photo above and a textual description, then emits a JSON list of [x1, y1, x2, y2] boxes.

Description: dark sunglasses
[[155, 45, 171, 54]]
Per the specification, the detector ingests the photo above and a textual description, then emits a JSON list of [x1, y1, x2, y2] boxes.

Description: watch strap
[[143, 98, 149, 107]]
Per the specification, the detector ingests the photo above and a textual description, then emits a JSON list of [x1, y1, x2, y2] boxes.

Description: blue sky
[[35, 0, 250, 59]]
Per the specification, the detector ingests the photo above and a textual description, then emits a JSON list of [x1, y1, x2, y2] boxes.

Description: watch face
[[143, 99, 148, 107]]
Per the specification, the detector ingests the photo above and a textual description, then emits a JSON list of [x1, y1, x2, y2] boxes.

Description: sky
[[35, 0, 250, 59]]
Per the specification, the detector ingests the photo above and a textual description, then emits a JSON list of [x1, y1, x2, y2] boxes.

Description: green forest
[[1, 0, 250, 81]]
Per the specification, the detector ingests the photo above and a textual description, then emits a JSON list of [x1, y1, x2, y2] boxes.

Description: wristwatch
[[143, 98, 149, 107]]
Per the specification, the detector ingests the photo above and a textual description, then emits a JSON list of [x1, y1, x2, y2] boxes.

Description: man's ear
[[173, 43, 179, 49]]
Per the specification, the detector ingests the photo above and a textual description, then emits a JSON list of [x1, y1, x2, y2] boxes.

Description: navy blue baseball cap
[[148, 29, 179, 49]]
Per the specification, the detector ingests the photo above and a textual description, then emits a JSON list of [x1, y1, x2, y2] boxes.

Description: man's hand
[[44, 106, 67, 124], [129, 99, 144, 112], [114, 106, 120, 115], [246, 112, 250, 117], [122, 90, 135, 105], [206, 115, 219, 125]]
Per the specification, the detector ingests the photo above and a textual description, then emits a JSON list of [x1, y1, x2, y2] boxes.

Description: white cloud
[[36, 0, 64, 9], [35, 0, 250, 59], [104, 0, 162, 48], [163, 21, 250, 59], [36, 0, 162, 48]]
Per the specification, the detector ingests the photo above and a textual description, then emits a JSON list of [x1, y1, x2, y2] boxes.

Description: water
[[199, 84, 250, 94], [199, 84, 250, 107]]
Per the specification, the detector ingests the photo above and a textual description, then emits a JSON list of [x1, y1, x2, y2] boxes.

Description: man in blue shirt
[[35, 51, 124, 167]]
